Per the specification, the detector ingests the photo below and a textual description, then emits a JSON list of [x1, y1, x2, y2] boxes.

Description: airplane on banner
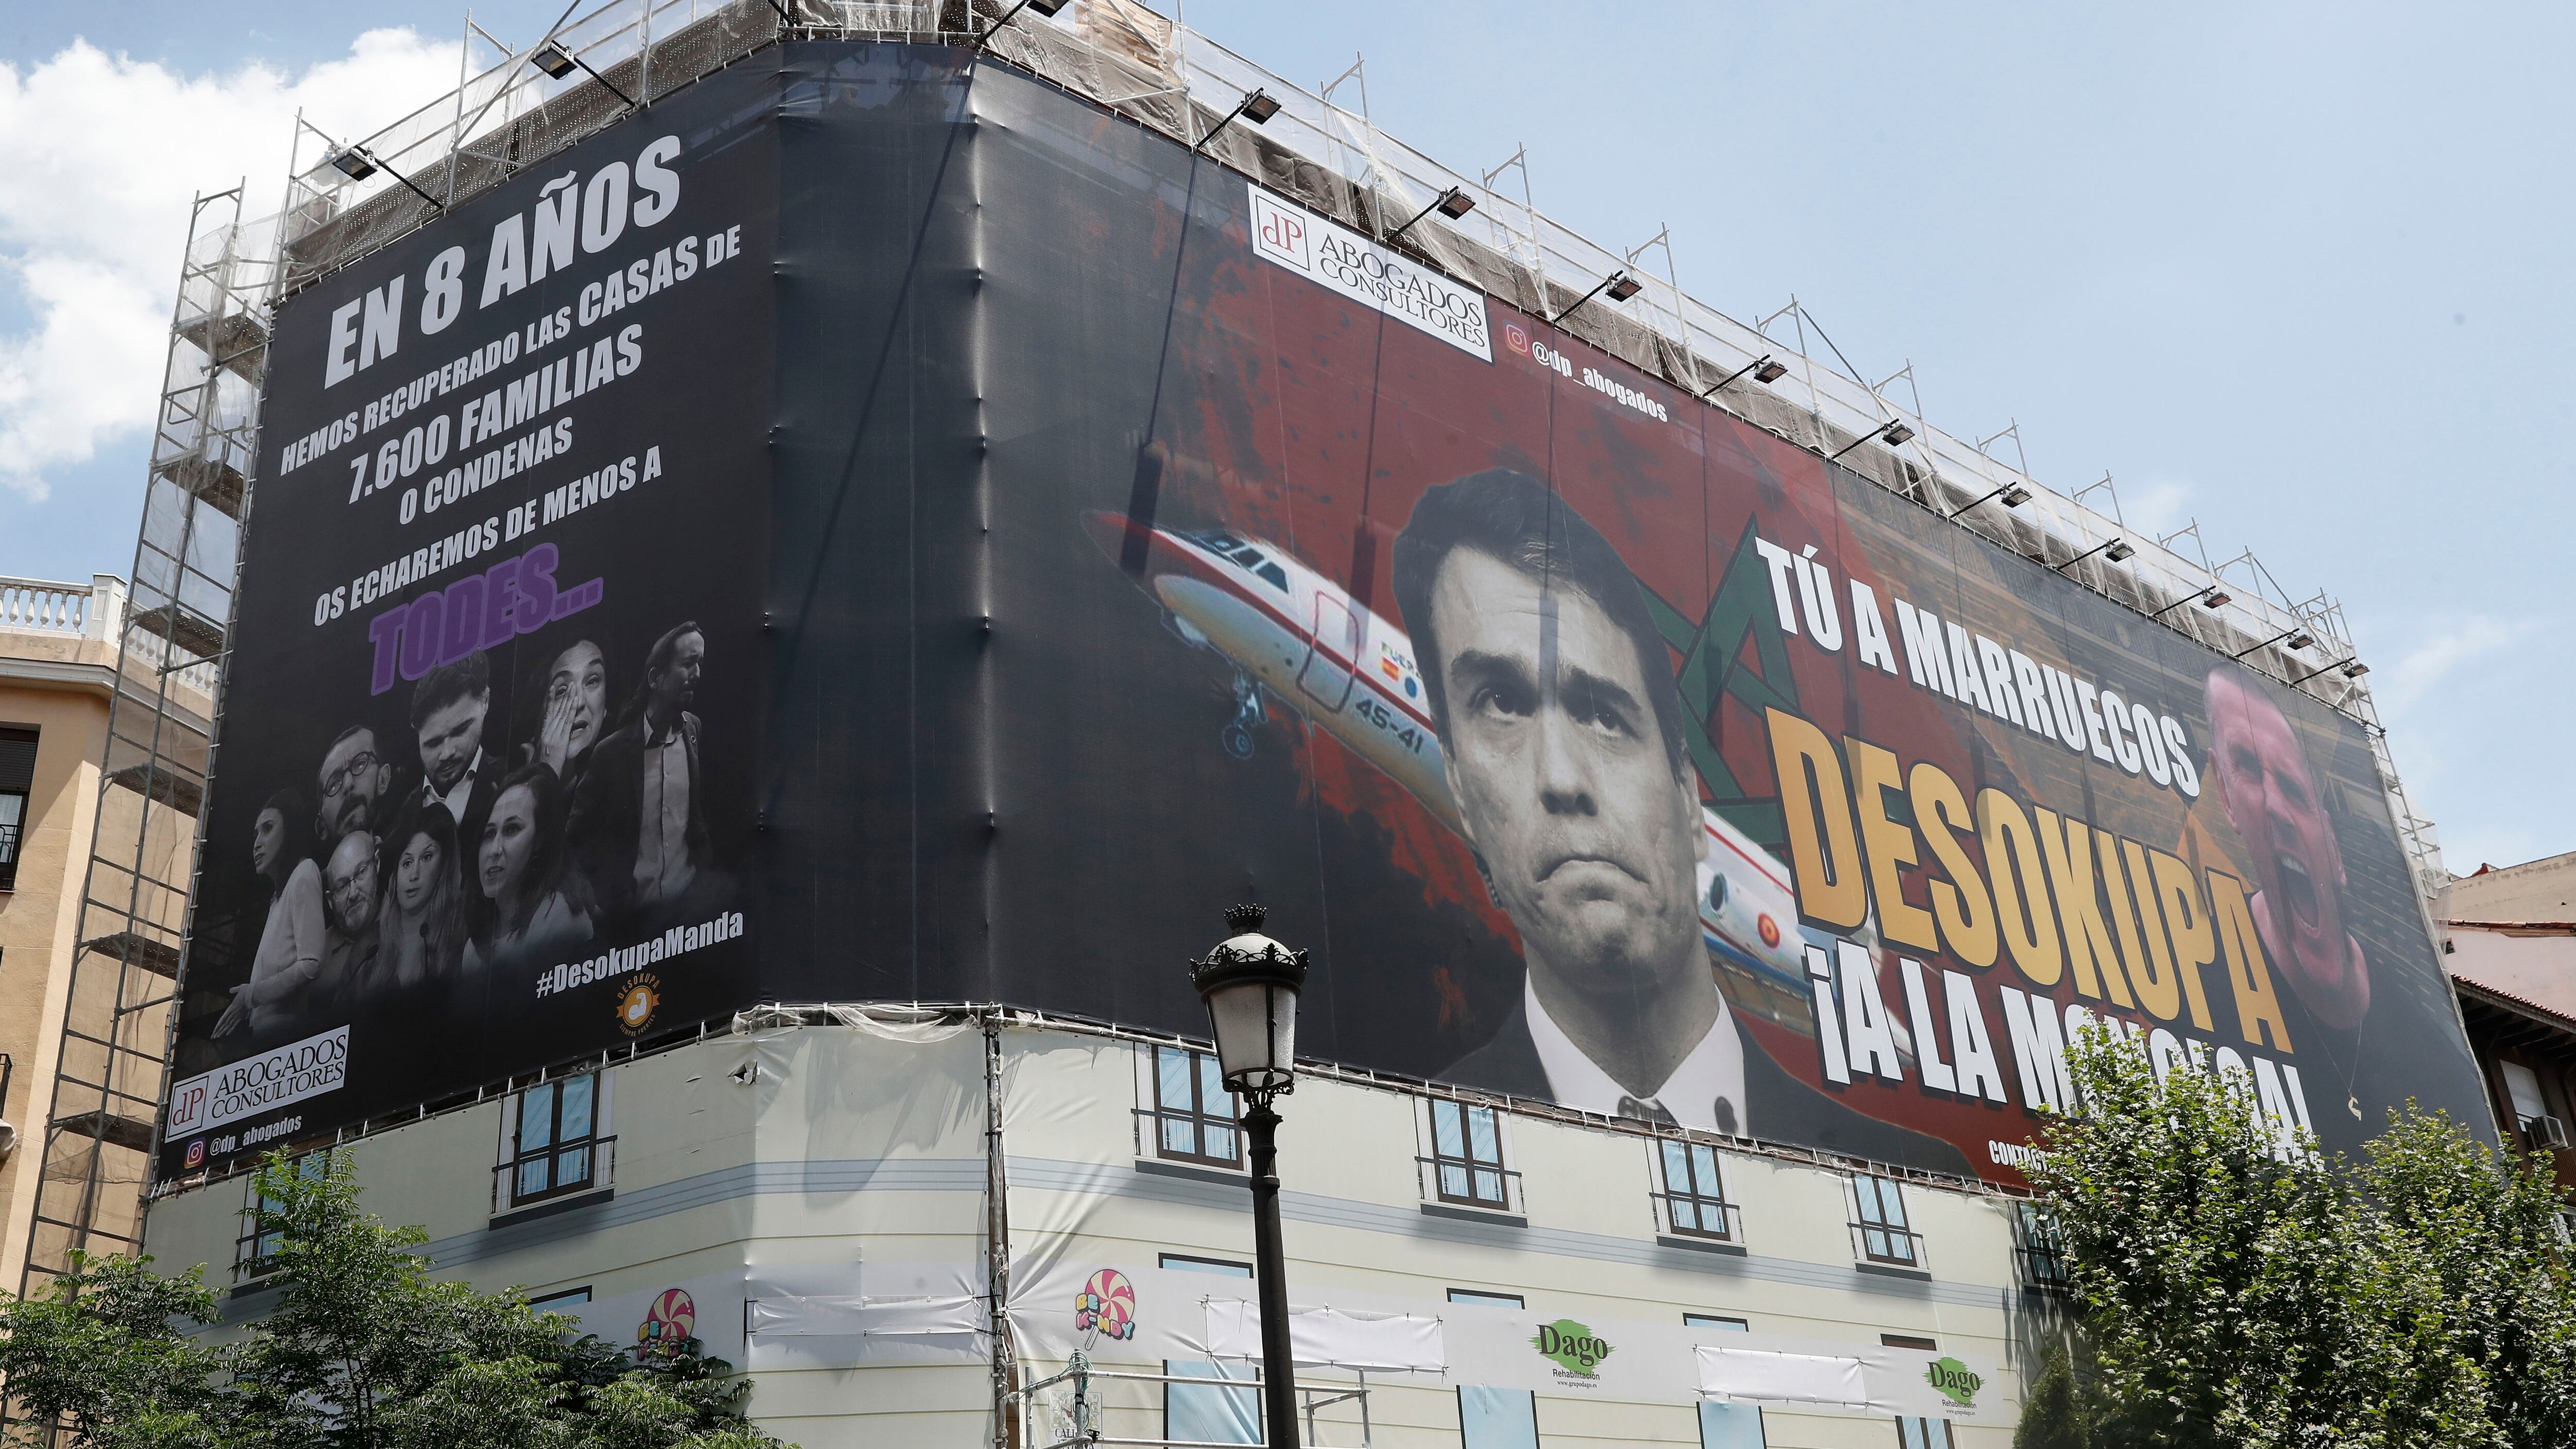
[[1082, 510, 1806, 990]]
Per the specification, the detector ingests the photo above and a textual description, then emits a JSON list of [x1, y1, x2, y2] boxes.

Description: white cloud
[[0, 31, 464, 499], [2377, 613, 2529, 715], [2122, 476, 2194, 543]]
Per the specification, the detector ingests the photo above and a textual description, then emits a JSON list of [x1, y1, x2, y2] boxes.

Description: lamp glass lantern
[[1191, 905, 1307, 1097]]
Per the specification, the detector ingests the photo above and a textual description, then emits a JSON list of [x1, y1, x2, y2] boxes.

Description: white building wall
[[144, 1016, 2044, 1447]]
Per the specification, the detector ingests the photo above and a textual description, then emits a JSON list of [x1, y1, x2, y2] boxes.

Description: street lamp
[[1191, 904, 1308, 1448]]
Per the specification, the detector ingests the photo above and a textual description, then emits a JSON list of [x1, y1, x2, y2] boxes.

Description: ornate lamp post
[[1191, 904, 1308, 1449]]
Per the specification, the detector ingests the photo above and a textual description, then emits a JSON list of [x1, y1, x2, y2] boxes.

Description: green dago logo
[[1925, 1356, 1983, 1408], [1530, 1320, 1614, 1377]]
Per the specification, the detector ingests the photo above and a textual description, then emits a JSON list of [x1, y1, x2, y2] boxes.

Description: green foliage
[[2024, 1026, 2576, 1449], [0, 1154, 791, 1449], [2012, 1346, 2089, 1449]]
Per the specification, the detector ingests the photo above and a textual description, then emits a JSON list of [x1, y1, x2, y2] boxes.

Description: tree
[[2024, 1026, 2576, 1449], [0, 1155, 787, 1449]]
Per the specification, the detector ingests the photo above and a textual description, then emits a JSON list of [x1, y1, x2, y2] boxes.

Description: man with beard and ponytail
[[1394, 469, 1967, 1174], [2205, 665, 2371, 1032]]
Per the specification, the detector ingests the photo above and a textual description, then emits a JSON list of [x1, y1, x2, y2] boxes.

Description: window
[[1688, 1315, 1764, 1446], [505, 1073, 606, 1208], [2018, 1202, 2071, 1291], [2501, 1061, 2567, 1146], [1881, 1334, 1937, 1351], [1163, 1255, 1259, 1445], [1423, 1098, 1514, 1211], [1142, 1046, 1241, 1168], [1701, 1400, 1768, 1449], [1851, 1174, 1919, 1267], [1449, 1289, 1525, 1309], [529, 1286, 592, 1310], [1897, 1417, 1955, 1448], [1458, 1386, 1539, 1449], [0, 726, 34, 893], [1657, 1139, 1737, 1240], [235, 1150, 329, 1281]]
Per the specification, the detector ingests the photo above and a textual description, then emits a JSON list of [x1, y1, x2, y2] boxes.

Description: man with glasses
[[313, 724, 407, 851], [317, 828, 382, 1019]]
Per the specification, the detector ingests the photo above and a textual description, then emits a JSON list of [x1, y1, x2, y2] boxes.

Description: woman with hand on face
[[513, 636, 612, 795], [464, 763, 594, 975], [368, 801, 467, 996], [215, 790, 326, 1040]]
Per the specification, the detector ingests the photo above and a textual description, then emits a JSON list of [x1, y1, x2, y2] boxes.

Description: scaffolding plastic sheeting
[[1202, 1299, 1445, 1372], [1696, 1346, 1870, 1408], [748, 1292, 985, 1338]]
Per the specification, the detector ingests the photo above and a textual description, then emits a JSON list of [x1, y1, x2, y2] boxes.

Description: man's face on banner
[[416, 690, 488, 796], [2208, 671, 2350, 992], [1427, 548, 1701, 994]]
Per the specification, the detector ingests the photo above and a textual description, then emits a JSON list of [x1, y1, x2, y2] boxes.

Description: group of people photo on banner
[[215, 615, 728, 1051]]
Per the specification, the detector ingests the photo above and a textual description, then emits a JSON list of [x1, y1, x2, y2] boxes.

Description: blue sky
[[3, 2, 2565, 872]]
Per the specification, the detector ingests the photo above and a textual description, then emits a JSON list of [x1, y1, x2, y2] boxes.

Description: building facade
[[143, 1011, 2053, 1447], [0, 573, 207, 1284], [2442, 859, 2576, 1191], [106, 6, 2483, 1447]]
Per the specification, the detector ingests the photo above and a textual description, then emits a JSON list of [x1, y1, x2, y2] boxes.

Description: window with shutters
[[1138, 1045, 1242, 1169], [1419, 1098, 1518, 1212], [502, 1073, 610, 1208], [0, 726, 35, 892]]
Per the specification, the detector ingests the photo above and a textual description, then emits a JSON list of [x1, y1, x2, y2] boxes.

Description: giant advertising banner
[[162, 62, 776, 1175], [164, 43, 2488, 1183]]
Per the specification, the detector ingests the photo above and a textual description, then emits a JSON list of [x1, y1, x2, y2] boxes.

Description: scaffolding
[[17, 187, 266, 1293], [10, 0, 2455, 1290]]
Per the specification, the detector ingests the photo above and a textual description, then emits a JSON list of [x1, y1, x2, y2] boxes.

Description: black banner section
[[171, 43, 2488, 1185]]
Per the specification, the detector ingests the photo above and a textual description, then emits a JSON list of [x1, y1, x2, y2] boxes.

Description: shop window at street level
[[1163, 1255, 1259, 1445], [1851, 1173, 1922, 1268], [1143, 1046, 1242, 1169], [1458, 1386, 1539, 1449], [0, 726, 36, 892], [1656, 1138, 1738, 1240], [234, 1149, 329, 1282], [504, 1072, 609, 1208], [1422, 1098, 1516, 1211], [1690, 1313, 1766, 1446]]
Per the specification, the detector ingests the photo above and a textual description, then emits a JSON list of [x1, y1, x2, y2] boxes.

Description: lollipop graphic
[[1073, 1269, 1136, 1342]]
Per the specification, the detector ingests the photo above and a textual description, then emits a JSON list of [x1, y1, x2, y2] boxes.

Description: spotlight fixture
[[327, 147, 377, 181], [1550, 270, 1640, 323], [527, 36, 636, 106], [1827, 417, 1917, 462], [2343, 660, 2369, 678], [2105, 540, 2134, 562], [1753, 359, 1789, 383], [2287, 631, 2313, 651], [1953, 481, 2033, 518], [1387, 186, 1475, 243], [1197, 89, 1282, 151], [2198, 589, 2231, 609]]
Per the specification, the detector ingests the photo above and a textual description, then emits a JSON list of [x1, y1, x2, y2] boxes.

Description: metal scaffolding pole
[[15, 186, 269, 1297]]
